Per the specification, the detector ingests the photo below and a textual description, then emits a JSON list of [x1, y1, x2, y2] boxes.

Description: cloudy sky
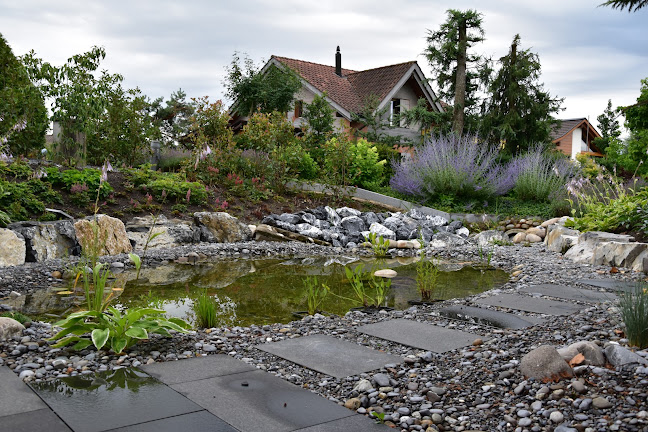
[[1, 0, 646, 131]]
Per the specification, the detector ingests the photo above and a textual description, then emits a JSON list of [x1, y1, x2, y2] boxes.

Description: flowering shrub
[[235, 111, 295, 152], [391, 134, 511, 201], [511, 146, 575, 202]]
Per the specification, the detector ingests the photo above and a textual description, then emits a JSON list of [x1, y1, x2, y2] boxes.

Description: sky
[[1, 0, 646, 132]]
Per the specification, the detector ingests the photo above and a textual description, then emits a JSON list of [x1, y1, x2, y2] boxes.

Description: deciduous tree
[[593, 99, 621, 154], [225, 53, 301, 117], [0, 33, 48, 156]]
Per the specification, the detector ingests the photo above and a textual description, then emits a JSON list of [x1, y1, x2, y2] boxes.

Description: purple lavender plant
[[390, 134, 514, 201]]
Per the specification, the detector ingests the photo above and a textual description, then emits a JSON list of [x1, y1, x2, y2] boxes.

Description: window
[[390, 99, 409, 126], [294, 100, 304, 118]]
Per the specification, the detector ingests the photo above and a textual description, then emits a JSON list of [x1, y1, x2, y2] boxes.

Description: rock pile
[[260, 206, 469, 248]]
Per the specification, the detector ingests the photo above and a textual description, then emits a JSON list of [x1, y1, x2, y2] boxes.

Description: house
[[551, 118, 603, 159], [231, 47, 444, 142]]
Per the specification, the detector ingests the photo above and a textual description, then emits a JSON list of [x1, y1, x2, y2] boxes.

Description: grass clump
[[618, 284, 648, 349], [302, 276, 328, 315], [1, 311, 32, 324], [194, 291, 219, 328]]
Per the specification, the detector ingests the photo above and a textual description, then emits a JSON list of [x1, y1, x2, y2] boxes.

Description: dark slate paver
[[0, 408, 71, 432], [292, 414, 390, 431], [105, 411, 238, 432], [473, 294, 584, 315], [358, 319, 483, 352], [0, 366, 47, 417], [171, 369, 354, 432], [521, 284, 618, 303], [30, 368, 204, 432], [576, 278, 639, 293], [257, 334, 402, 378], [141, 354, 254, 385], [439, 305, 543, 329]]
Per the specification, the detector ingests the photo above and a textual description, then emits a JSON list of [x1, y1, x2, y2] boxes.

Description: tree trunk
[[452, 20, 467, 135]]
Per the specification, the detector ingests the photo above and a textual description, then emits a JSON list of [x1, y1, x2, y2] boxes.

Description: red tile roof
[[272, 56, 416, 114]]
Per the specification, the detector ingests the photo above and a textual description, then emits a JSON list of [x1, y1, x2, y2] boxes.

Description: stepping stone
[[0, 366, 48, 417], [473, 294, 584, 315], [292, 414, 390, 431], [521, 284, 618, 303], [141, 354, 254, 385], [257, 334, 402, 378], [0, 408, 71, 432], [358, 318, 484, 352], [439, 305, 543, 329], [30, 368, 206, 432], [107, 410, 237, 432], [576, 278, 639, 293], [171, 369, 355, 432]]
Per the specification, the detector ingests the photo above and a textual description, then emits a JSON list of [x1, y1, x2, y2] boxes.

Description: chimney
[[335, 46, 342, 77]]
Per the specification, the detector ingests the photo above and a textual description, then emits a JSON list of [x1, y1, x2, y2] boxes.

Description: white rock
[[526, 233, 542, 243], [0, 228, 26, 267], [512, 232, 526, 243], [0, 317, 25, 341], [374, 269, 397, 278]]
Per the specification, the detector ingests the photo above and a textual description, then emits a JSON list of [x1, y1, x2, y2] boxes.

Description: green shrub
[[274, 141, 319, 180], [148, 178, 207, 204], [45, 168, 113, 200], [348, 138, 387, 190]]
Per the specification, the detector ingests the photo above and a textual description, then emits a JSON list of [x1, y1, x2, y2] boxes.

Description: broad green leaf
[[51, 336, 81, 348], [128, 253, 141, 269], [91, 328, 110, 350], [111, 336, 128, 354], [72, 339, 93, 350], [168, 317, 192, 329], [125, 327, 148, 340]]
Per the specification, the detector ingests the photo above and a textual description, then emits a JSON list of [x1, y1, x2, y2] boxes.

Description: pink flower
[[186, 188, 191, 203]]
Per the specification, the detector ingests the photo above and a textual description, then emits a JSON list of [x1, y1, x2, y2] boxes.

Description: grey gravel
[[1, 236, 648, 432]]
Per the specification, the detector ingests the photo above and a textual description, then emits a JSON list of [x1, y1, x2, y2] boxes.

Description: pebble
[[0, 236, 646, 432]]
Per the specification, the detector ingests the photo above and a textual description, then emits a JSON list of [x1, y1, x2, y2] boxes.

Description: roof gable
[[271, 55, 440, 118], [551, 118, 601, 142]]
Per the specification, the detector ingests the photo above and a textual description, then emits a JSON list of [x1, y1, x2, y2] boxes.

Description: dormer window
[[390, 99, 409, 126]]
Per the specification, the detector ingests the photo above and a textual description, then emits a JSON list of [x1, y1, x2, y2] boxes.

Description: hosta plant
[[49, 307, 191, 354]]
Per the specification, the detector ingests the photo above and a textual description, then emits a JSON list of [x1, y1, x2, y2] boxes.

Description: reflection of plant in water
[[416, 239, 439, 301], [327, 263, 391, 308], [34, 368, 155, 396]]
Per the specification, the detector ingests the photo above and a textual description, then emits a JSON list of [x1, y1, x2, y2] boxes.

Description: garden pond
[[7, 256, 509, 327]]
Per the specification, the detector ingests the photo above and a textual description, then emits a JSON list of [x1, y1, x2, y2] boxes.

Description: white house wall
[[379, 81, 422, 142], [289, 87, 347, 132], [570, 127, 587, 159]]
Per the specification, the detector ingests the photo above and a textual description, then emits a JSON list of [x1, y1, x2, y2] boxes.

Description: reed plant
[[303, 276, 328, 315], [327, 264, 391, 308], [618, 284, 648, 349], [364, 232, 390, 257], [194, 290, 219, 328]]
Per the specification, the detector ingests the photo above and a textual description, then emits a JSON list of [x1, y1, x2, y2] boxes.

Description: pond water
[[10, 256, 509, 327]]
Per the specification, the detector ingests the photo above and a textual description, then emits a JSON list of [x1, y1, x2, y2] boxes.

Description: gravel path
[[1, 240, 648, 432]]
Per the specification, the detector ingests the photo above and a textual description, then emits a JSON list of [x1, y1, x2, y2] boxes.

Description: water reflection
[[15, 257, 509, 327]]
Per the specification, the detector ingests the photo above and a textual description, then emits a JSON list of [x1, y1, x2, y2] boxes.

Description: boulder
[[541, 217, 561, 228], [0, 317, 25, 340], [0, 228, 26, 267], [254, 224, 330, 246], [74, 215, 132, 256], [295, 223, 323, 239], [340, 216, 366, 233], [520, 345, 574, 382], [556, 341, 605, 366], [592, 241, 648, 271], [545, 225, 580, 254], [565, 231, 636, 265], [194, 212, 252, 243], [336, 207, 361, 218], [300, 212, 318, 225], [395, 216, 420, 240], [382, 215, 402, 233], [361, 211, 381, 227], [526, 226, 546, 239], [429, 232, 466, 248], [369, 222, 396, 240], [277, 213, 301, 225], [325, 206, 341, 226], [475, 230, 507, 247], [126, 215, 199, 250], [526, 233, 542, 243], [604, 344, 648, 367], [8, 220, 77, 262], [512, 232, 527, 243]]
